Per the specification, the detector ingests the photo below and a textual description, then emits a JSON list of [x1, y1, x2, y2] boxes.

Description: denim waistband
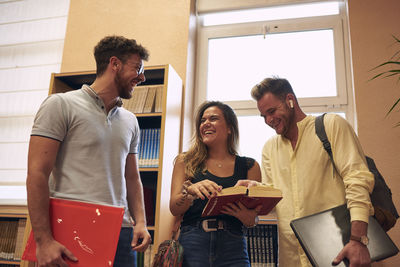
[[182, 218, 243, 233]]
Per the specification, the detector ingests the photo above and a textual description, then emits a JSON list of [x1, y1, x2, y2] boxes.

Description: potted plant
[[370, 35, 400, 127]]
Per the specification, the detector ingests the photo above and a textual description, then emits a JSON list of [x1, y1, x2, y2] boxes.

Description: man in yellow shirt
[[250, 77, 374, 267]]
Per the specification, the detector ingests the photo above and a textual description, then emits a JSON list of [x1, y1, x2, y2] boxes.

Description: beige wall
[[61, 0, 191, 79], [348, 0, 400, 266]]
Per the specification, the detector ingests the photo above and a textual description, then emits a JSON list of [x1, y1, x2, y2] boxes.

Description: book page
[[218, 185, 247, 196], [248, 185, 282, 198]]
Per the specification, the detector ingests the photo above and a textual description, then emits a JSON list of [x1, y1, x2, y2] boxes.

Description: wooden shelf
[[0, 206, 33, 267], [136, 112, 162, 117], [259, 212, 278, 225], [140, 167, 159, 172]]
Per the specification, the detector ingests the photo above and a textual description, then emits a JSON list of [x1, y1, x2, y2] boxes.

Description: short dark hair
[[251, 77, 296, 102], [94, 35, 149, 76]]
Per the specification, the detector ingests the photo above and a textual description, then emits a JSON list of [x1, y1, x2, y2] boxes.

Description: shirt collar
[[82, 84, 123, 107]]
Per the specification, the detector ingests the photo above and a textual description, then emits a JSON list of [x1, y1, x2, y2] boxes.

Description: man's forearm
[[126, 177, 147, 225], [26, 173, 53, 243], [351, 220, 368, 237]]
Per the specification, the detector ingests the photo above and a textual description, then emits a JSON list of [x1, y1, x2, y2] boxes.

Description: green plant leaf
[[369, 35, 400, 126], [386, 97, 400, 117], [370, 61, 400, 70], [370, 70, 400, 81], [392, 35, 400, 42]]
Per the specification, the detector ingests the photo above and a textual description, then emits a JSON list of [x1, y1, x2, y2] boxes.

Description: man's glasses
[[137, 63, 144, 75]]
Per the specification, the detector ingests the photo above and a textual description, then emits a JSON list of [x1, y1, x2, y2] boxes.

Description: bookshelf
[[0, 64, 182, 266], [246, 212, 278, 266], [0, 206, 32, 267], [247, 224, 278, 266]]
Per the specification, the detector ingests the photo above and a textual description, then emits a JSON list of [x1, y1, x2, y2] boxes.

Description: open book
[[201, 184, 282, 217]]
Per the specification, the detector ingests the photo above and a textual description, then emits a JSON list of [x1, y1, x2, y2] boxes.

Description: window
[[0, 0, 70, 204], [195, 0, 354, 163]]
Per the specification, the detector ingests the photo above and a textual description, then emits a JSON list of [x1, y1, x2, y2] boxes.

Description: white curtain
[[0, 0, 70, 204]]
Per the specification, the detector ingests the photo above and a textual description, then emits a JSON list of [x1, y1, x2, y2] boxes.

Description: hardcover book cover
[[22, 198, 125, 266], [202, 185, 282, 217], [290, 204, 399, 267]]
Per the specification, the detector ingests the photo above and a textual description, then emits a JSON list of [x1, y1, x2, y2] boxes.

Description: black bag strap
[[315, 113, 339, 174]]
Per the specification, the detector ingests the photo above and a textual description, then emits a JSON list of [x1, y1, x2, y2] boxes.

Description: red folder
[[22, 198, 125, 266]]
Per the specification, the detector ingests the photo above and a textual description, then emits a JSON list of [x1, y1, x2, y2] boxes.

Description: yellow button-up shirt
[[261, 114, 374, 267]]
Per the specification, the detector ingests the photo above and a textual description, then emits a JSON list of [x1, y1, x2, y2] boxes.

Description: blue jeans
[[179, 225, 250, 267], [113, 227, 137, 267]]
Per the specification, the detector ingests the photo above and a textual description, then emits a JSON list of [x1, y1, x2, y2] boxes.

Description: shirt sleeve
[[326, 114, 374, 223], [129, 115, 140, 154], [245, 157, 255, 170], [31, 94, 67, 142]]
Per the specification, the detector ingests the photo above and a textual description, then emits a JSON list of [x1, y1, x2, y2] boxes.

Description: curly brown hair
[[94, 35, 149, 76]]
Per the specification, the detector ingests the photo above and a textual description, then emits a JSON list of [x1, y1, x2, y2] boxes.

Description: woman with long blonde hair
[[170, 101, 261, 266]]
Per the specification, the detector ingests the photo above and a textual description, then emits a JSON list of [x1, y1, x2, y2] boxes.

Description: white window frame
[[195, 1, 355, 126]]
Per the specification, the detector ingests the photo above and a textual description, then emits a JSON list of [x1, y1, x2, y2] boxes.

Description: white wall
[[0, 0, 70, 204]]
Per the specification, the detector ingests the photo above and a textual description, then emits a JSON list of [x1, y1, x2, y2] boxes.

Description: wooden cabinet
[[0, 64, 182, 265]]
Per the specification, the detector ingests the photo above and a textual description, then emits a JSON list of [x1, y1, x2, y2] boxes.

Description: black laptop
[[290, 204, 399, 267]]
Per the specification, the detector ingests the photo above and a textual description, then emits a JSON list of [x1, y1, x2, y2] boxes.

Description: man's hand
[[332, 240, 371, 267], [36, 239, 77, 267], [131, 222, 152, 252], [234, 179, 260, 188]]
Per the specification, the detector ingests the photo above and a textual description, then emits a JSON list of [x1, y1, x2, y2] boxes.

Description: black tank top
[[181, 155, 255, 226]]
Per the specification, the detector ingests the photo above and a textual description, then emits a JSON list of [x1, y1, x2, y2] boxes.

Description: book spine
[[154, 86, 163, 113], [155, 128, 160, 167], [261, 225, 266, 266], [267, 225, 272, 267], [272, 225, 278, 267], [150, 128, 156, 167], [144, 128, 150, 167], [139, 129, 145, 167], [131, 87, 140, 113], [9, 220, 18, 260], [248, 227, 254, 266], [144, 87, 156, 113], [14, 218, 26, 260], [139, 86, 149, 113]]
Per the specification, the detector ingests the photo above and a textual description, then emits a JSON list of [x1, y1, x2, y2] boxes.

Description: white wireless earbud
[[289, 100, 294, 108]]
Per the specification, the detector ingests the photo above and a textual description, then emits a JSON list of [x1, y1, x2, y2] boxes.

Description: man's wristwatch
[[350, 235, 369, 246]]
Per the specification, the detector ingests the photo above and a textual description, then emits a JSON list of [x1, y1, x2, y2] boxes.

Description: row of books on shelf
[[124, 85, 163, 114], [139, 128, 160, 168], [247, 224, 278, 267], [136, 244, 154, 267], [0, 218, 26, 262]]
